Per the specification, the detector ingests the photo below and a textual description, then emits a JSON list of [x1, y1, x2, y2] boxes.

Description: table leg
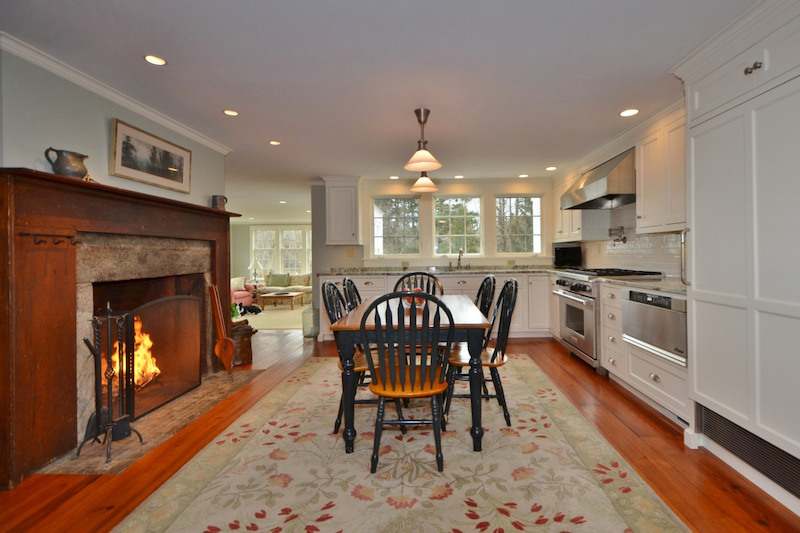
[[335, 331, 357, 453], [467, 328, 484, 451]]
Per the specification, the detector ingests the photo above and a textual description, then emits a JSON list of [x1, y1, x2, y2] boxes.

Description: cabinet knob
[[458, 280, 467, 285], [607, 313, 615, 319], [649, 372, 661, 383], [637, 215, 642, 219], [364, 281, 374, 286], [743, 61, 763, 75], [607, 293, 615, 299], [576, 227, 581, 230], [608, 357, 616, 366], [608, 335, 615, 342]]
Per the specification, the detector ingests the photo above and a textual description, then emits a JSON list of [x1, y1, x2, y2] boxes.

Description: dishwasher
[[621, 290, 687, 367]]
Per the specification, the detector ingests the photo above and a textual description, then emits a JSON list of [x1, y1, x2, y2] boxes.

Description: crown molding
[[0, 32, 231, 155]]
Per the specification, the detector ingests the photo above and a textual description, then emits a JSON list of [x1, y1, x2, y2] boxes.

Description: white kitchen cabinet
[[675, 3, 800, 461], [323, 176, 361, 245], [635, 113, 686, 234], [627, 342, 691, 421], [552, 179, 610, 242], [687, 14, 800, 126], [548, 275, 560, 338], [598, 284, 626, 380], [526, 274, 549, 332], [439, 273, 485, 297]]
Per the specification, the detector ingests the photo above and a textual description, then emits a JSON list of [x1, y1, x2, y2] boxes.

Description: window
[[251, 226, 312, 275], [373, 197, 419, 255], [434, 196, 481, 254], [495, 196, 542, 254]]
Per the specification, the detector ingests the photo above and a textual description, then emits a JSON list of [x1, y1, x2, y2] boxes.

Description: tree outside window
[[434, 196, 481, 255], [373, 197, 419, 255], [496, 196, 542, 254]]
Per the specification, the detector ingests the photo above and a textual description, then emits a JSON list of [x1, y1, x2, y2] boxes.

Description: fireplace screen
[[96, 295, 201, 420]]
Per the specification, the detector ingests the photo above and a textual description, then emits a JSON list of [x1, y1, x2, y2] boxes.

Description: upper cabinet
[[552, 180, 609, 242], [685, 12, 800, 126], [323, 176, 361, 245], [635, 112, 686, 234]]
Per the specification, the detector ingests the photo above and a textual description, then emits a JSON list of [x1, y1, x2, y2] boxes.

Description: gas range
[[554, 268, 662, 298]]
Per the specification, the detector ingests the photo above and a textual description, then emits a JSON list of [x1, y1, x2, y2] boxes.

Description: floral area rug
[[115, 355, 687, 532]]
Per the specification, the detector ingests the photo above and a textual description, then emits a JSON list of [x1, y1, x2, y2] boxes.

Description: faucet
[[457, 249, 463, 269]]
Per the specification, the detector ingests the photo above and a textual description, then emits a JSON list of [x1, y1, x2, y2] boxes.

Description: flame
[[108, 315, 161, 390]]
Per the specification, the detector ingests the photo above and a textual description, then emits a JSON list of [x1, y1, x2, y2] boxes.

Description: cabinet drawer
[[602, 344, 627, 379], [439, 274, 484, 294], [690, 16, 800, 124], [348, 276, 386, 292], [599, 284, 624, 309], [602, 308, 622, 330], [628, 344, 690, 419]]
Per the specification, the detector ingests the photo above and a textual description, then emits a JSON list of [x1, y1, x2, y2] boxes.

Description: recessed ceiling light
[[279, 200, 287, 204], [269, 140, 281, 146], [144, 55, 167, 66], [518, 174, 528, 178], [546, 166, 557, 171], [389, 175, 399, 180], [454, 175, 464, 179], [223, 109, 239, 116], [620, 108, 639, 117], [306, 210, 312, 213]]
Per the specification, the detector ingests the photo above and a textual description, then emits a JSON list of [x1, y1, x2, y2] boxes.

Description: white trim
[[0, 32, 231, 155]]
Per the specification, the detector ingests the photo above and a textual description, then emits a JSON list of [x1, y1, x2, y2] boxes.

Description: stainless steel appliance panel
[[622, 293, 687, 367]]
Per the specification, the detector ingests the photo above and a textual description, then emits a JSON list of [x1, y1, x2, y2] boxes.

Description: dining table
[[330, 293, 492, 454]]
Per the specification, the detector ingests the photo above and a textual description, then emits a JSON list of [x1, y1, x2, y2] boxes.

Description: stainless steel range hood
[[561, 147, 635, 210]]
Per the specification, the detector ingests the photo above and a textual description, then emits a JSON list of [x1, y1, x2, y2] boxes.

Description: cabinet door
[[526, 275, 549, 331], [689, 75, 800, 456], [636, 115, 686, 234], [325, 182, 360, 245]]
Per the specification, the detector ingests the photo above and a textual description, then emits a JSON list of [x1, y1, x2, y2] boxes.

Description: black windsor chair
[[360, 291, 455, 472], [393, 271, 444, 296]]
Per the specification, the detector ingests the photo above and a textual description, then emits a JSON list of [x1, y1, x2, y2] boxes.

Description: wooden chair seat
[[369, 368, 449, 399], [447, 343, 507, 368]]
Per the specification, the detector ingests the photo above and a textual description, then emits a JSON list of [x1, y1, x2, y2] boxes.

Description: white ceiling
[[0, 1, 756, 225]]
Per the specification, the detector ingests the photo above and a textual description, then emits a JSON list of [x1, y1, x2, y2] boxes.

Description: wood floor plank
[[2, 333, 798, 532]]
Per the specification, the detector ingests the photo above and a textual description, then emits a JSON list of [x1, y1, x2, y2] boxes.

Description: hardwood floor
[[1, 333, 798, 532]]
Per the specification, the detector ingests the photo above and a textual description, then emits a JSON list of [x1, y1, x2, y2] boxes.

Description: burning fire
[[108, 315, 161, 390]]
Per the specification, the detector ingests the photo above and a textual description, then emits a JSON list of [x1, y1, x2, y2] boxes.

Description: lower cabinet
[[317, 271, 551, 340], [599, 282, 690, 422], [548, 275, 560, 338]]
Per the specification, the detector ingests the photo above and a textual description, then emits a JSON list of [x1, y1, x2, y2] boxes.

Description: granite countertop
[[324, 266, 553, 276], [598, 276, 687, 296]]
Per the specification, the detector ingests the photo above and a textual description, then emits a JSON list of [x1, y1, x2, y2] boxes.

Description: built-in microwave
[[553, 242, 582, 268]]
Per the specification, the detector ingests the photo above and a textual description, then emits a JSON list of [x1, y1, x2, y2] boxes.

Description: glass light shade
[[404, 149, 442, 172], [410, 174, 439, 193], [247, 260, 263, 270]]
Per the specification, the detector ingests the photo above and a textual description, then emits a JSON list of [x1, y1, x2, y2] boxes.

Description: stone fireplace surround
[[75, 233, 213, 441]]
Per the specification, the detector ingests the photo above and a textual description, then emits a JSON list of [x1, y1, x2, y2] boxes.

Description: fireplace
[[2, 168, 234, 489], [91, 286, 202, 420]]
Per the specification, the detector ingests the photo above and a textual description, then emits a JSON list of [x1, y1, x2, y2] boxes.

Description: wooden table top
[[329, 294, 491, 331]]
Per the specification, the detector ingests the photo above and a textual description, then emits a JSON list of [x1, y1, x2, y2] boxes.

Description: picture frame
[[110, 119, 191, 193]]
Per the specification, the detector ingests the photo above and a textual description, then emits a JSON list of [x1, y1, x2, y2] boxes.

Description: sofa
[[230, 277, 256, 306], [257, 272, 312, 304]]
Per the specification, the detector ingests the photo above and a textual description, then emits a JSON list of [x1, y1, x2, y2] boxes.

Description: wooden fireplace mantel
[[0, 168, 236, 489]]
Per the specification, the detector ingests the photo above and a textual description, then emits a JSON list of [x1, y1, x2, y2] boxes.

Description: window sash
[[495, 196, 542, 254]]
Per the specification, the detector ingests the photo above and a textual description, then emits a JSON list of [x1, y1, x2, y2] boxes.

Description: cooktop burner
[[563, 267, 662, 278]]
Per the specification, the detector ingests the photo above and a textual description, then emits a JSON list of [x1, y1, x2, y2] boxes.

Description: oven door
[[554, 289, 597, 365]]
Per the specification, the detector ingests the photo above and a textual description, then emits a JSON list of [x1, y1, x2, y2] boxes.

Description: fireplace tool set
[[78, 303, 144, 462]]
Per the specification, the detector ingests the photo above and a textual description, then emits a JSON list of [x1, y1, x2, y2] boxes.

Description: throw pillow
[[268, 272, 289, 286], [231, 277, 246, 291], [288, 274, 305, 286]]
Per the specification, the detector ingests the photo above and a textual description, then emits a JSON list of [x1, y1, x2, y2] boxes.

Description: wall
[[0, 42, 227, 208], [230, 225, 252, 280]]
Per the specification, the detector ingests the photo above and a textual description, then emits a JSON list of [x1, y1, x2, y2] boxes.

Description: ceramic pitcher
[[45, 147, 88, 178]]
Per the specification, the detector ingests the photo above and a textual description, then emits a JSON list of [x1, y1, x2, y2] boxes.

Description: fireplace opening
[[92, 275, 204, 420]]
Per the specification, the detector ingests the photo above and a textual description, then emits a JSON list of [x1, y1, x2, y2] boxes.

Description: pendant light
[[404, 108, 442, 172], [410, 171, 439, 193]]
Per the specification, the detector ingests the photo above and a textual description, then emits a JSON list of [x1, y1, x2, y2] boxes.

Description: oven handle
[[552, 289, 593, 306]]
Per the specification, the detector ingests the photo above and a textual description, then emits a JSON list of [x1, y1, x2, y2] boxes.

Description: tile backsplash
[[582, 231, 682, 277]]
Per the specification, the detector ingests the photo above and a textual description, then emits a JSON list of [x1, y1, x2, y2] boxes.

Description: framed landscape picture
[[110, 119, 191, 193]]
